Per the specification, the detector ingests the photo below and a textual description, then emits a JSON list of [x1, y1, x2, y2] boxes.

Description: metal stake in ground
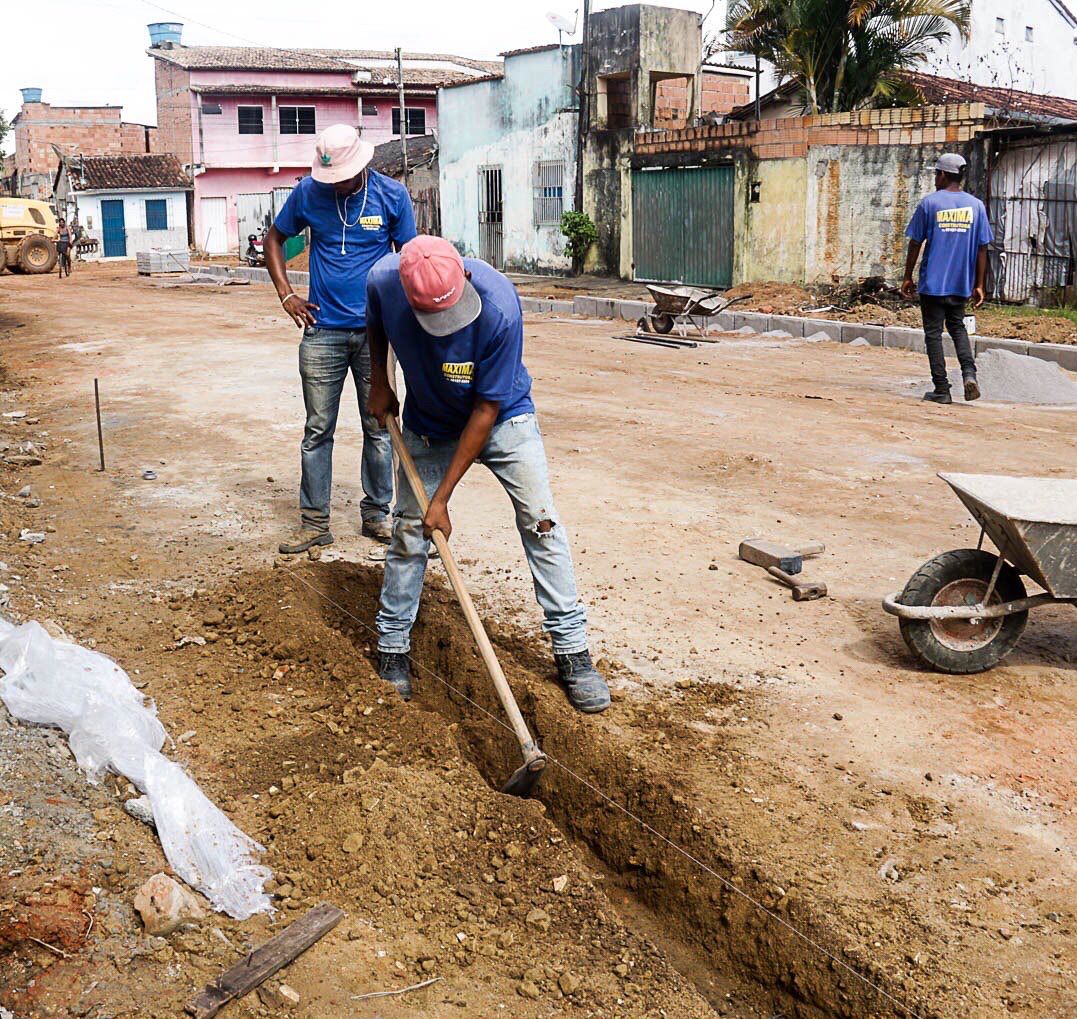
[[93, 378, 105, 472], [386, 415, 547, 796]]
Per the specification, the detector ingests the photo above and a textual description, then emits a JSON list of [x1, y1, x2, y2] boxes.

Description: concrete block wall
[[635, 102, 987, 160]]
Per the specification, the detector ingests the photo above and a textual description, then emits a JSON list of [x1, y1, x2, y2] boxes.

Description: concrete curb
[[189, 270, 1076, 374]]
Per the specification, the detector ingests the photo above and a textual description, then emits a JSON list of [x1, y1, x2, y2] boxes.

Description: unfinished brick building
[[9, 89, 156, 201]]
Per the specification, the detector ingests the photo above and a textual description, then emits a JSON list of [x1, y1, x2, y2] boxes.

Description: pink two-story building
[[146, 23, 498, 253]]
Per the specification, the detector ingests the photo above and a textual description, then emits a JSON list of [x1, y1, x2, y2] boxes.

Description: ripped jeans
[[375, 413, 589, 655]]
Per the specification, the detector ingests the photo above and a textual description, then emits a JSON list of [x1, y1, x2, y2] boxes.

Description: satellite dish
[[546, 10, 577, 35]]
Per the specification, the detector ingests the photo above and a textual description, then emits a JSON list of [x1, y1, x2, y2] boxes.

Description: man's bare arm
[[973, 245, 989, 308], [366, 318, 399, 424], [266, 224, 318, 328], [901, 239, 923, 299]]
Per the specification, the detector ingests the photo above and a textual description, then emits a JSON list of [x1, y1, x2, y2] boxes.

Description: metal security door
[[101, 199, 126, 258], [478, 165, 503, 269], [199, 197, 228, 254], [237, 193, 273, 244], [632, 166, 734, 287]]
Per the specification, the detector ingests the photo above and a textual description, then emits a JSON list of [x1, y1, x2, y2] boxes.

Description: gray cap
[[932, 152, 967, 174]]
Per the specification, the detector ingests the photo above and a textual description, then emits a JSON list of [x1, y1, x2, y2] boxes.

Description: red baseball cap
[[398, 236, 482, 336]]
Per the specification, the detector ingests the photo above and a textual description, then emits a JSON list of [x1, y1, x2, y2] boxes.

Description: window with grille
[[532, 160, 565, 225], [145, 199, 168, 231], [237, 106, 263, 134], [391, 107, 427, 136], [279, 106, 316, 135]]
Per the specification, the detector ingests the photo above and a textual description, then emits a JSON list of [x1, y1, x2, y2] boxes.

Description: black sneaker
[[922, 389, 953, 405], [963, 376, 981, 402], [377, 652, 412, 700], [554, 651, 611, 714]]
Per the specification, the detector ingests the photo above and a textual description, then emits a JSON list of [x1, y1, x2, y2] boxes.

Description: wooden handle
[[385, 417, 539, 756]]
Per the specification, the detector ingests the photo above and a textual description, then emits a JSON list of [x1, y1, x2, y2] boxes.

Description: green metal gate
[[632, 165, 734, 287]]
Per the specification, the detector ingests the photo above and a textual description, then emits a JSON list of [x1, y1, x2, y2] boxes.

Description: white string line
[[277, 563, 925, 1019]]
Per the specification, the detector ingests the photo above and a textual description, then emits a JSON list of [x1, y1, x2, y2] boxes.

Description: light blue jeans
[[298, 327, 393, 533], [376, 413, 589, 655]]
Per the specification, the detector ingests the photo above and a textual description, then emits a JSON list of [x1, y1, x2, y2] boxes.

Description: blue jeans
[[298, 327, 393, 532], [376, 413, 589, 655]]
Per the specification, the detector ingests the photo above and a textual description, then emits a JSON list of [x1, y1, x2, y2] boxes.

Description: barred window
[[532, 160, 565, 225], [280, 106, 316, 135]]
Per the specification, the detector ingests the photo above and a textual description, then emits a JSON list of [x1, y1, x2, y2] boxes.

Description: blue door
[[101, 199, 126, 257]]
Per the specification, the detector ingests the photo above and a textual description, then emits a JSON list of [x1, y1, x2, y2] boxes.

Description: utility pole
[[573, 0, 591, 217], [395, 47, 409, 185]]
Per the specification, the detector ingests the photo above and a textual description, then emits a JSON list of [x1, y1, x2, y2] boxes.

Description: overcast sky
[[1, 0, 722, 154]]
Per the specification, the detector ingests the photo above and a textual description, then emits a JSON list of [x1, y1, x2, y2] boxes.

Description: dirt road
[[0, 263, 1073, 1019]]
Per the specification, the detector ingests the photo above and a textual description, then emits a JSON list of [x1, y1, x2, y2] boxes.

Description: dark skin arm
[[973, 245, 988, 308], [901, 239, 923, 300], [367, 320, 500, 541], [266, 223, 319, 328]]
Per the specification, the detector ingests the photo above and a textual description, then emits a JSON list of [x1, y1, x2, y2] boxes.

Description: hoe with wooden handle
[[385, 416, 548, 797]]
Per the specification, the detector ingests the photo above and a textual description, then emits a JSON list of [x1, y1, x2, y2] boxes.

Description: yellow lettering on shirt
[[360, 215, 383, 231], [441, 361, 474, 385], [935, 207, 974, 233]]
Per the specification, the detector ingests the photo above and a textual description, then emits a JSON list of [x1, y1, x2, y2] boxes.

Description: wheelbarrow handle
[[384, 416, 545, 771]]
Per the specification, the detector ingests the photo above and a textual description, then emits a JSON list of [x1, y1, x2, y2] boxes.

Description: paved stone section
[[181, 270, 1077, 374]]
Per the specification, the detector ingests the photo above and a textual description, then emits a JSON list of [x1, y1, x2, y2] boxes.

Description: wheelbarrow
[[638, 285, 751, 339], [883, 473, 1077, 673]]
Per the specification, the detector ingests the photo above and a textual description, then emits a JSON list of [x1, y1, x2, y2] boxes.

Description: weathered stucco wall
[[737, 157, 808, 284], [804, 145, 933, 282], [439, 47, 578, 272]]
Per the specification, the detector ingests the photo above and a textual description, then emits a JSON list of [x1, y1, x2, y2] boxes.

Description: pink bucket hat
[[311, 124, 374, 184], [399, 236, 483, 337]]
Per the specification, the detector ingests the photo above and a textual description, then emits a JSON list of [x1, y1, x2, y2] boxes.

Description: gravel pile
[[952, 349, 1077, 405]]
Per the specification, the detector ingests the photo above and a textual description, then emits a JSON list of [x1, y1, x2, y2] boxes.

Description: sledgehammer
[[386, 416, 547, 797]]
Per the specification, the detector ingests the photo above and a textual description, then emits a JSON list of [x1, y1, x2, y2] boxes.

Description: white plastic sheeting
[[0, 617, 272, 919]]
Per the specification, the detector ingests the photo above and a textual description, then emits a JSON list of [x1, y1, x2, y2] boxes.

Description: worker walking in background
[[365, 236, 611, 714], [267, 123, 417, 554], [901, 153, 993, 405]]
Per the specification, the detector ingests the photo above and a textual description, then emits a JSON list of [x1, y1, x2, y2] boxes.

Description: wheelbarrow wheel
[[898, 549, 1027, 674], [652, 313, 675, 335]]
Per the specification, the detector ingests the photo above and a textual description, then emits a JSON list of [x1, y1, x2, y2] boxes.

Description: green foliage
[[0, 110, 9, 151], [560, 210, 598, 263], [726, 0, 971, 114]]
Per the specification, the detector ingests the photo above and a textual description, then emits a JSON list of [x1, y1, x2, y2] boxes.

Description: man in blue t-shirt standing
[[364, 236, 610, 714], [901, 152, 993, 405], [267, 124, 416, 554]]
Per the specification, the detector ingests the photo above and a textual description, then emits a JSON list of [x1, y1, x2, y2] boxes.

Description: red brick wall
[[153, 58, 193, 162], [14, 104, 126, 174], [119, 121, 152, 154], [653, 71, 753, 128], [635, 102, 987, 160]]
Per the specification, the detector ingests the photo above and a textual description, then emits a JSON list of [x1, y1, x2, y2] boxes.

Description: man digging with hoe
[[365, 236, 610, 714], [267, 124, 417, 554], [902, 152, 993, 405]]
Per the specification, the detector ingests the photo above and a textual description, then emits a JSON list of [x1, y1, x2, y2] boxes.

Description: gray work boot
[[554, 651, 611, 714], [278, 528, 333, 555], [362, 518, 393, 544], [378, 652, 412, 701], [963, 375, 981, 402], [922, 389, 953, 405]]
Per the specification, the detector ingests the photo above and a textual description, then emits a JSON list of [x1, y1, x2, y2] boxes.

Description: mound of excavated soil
[[952, 349, 1077, 405]]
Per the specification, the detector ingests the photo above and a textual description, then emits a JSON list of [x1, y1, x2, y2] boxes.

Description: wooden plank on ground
[[185, 902, 343, 1018]]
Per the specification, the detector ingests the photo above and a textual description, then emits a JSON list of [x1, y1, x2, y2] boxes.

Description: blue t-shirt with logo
[[274, 170, 416, 329], [906, 190, 993, 298], [366, 256, 535, 440]]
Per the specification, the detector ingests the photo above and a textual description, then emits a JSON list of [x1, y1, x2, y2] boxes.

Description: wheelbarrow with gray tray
[[883, 473, 1076, 673], [638, 285, 752, 339]]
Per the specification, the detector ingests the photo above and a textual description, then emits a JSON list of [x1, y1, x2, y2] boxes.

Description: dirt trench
[[277, 559, 940, 1019]]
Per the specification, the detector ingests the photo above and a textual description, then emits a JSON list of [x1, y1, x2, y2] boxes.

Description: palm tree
[[726, 0, 972, 114]]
